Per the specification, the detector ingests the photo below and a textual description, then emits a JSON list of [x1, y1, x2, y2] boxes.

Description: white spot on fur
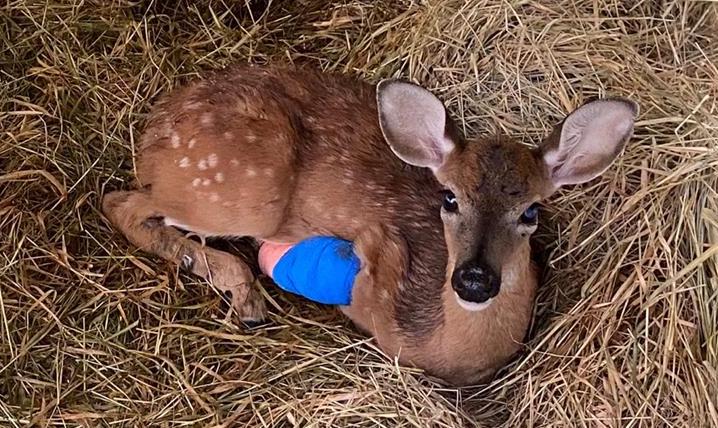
[[502, 268, 519, 290], [208, 153, 218, 168], [246, 168, 257, 177], [164, 217, 191, 230], [263, 168, 274, 177], [223, 132, 233, 140], [342, 178, 352, 185], [201, 113, 213, 125], [192, 178, 201, 187], [215, 172, 224, 183], [230, 158, 239, 167], [178, 157, 190, 168], [336, 208, 348, 219], [202, 179, 211, 186], [170, 133, 181, 148], [307, 196, 322, 210], [246, 134, 257, 143], [209, 192, 220, 202], [187, 138, 196, 149], [197, 159, 208, 170]]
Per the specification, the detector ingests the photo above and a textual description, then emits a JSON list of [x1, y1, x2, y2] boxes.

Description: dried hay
[[1, 0, 717, 426]]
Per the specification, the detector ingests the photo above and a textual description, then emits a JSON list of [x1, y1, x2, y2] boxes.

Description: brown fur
[[102, 64, 632, 385], [124, 64, 449, 339]]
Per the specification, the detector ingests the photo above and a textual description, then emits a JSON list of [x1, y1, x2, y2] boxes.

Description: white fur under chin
[[454, 292, 494, 312]]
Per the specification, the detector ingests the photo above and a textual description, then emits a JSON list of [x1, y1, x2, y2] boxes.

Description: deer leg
[[102, 190, 267, 323]]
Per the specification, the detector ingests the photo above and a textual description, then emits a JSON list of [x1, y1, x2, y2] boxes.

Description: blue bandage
[[271, 236, 360, 305]]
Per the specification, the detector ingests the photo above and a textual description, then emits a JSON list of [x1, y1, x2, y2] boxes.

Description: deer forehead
[[442, 139, 547, 201]]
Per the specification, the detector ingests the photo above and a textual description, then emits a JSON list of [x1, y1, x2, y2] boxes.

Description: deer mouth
[[454, 292, 494, 312]]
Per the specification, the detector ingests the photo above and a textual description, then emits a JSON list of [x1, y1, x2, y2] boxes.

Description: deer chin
[[454, 292, 494, 312]]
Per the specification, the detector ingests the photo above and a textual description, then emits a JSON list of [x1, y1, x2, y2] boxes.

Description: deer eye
[[519, 203, 539, 224], [441, 190, 458, 213]]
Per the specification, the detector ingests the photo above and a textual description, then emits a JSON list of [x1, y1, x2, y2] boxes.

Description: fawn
[[103, 64, 637, 385]]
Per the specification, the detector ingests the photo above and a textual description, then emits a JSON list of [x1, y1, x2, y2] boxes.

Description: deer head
[[377, 80, 638, 310]]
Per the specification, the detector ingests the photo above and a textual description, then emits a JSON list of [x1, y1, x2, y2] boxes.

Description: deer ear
[[377, 79, 456, 172], [541, 98, 638, 189]]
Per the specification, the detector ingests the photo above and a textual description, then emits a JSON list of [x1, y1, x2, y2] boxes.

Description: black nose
[[451, 261, 501, 303]]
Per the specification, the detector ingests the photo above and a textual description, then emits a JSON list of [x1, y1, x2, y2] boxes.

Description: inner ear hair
[[540, 97, 638, 188]]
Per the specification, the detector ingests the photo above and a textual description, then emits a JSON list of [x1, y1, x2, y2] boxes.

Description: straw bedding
[[1, 1, 717, 426]]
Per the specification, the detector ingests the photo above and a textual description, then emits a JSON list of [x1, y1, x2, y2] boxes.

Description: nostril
[[451, 269, 466, 291]]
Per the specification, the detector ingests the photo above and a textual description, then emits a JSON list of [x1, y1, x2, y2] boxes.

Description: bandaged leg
[[258, 237, 360, 305]]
